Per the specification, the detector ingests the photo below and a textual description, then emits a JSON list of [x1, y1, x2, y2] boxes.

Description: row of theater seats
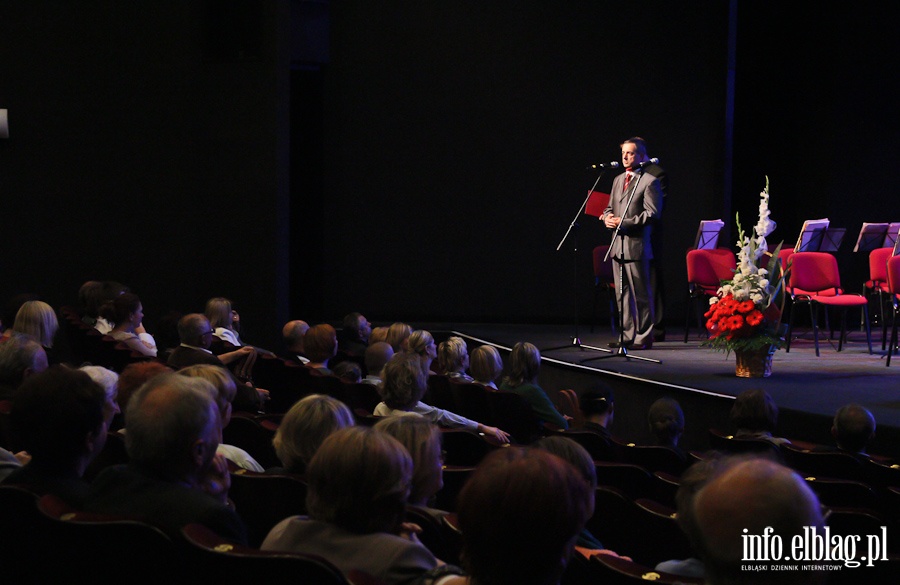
[[0, 484, 372, 583]]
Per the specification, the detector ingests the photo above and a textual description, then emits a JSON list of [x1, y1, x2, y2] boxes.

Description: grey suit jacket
[[602, 170, 663, 260]]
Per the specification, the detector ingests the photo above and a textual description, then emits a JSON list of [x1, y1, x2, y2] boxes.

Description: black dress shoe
[[608, 341, 634, 349]]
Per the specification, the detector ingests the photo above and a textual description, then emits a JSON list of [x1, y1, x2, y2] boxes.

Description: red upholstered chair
[[885, 255, 900, 366], [785, 252, 872, 356], [590, 244, 617, 334], [683, 247, 736, 342], [866, 247, 893, 325]]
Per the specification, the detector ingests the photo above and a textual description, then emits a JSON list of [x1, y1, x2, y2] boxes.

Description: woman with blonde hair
[[376, 352, 510, 444], [271, 393, 355, 476], [374, 416, 444, 513], [499, 342, 568, 430], [176, 364, 264, 472], [385, 322, 413, 352], [438, 336, 473, 382], [469, 345, 503, 389], [405, 329, 438, 375], [12, 300, 59, 350]]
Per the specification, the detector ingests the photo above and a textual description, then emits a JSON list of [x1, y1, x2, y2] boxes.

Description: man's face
[[621, 142, 646, 170], [359, 316, 372, 341]]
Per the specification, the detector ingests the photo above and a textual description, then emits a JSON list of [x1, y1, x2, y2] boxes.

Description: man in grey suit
[[600, 136, 663, 349]]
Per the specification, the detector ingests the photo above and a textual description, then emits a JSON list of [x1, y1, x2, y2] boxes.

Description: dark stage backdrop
[[1, 2, 898, 350]]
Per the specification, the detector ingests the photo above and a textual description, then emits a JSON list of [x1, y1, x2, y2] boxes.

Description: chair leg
[[836, 309, 847, 352], [864, 305, 872, 354], [786, 300, 796, 353], [888, 316, 898, 367], [810, 302, 820, 357]]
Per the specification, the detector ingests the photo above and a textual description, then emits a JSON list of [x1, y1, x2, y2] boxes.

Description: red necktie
[[623, 172, 632, 193]]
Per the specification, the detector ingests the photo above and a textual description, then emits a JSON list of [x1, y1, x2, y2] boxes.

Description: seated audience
[[281, 319, 310, 364], [449, 446, 593, 585], [375, 353, 510, 443], [579, 383, 614, 440], [2, 366, 114, 507], [11, 300, 60, 363], [647, 396, 686, 455], [262, 426, 447, 584], [0, 333, 49, 401], [406, 329, 438, 375], [100, 292, 158, 357], [304, 323, 338, 375], [369, 325, 389, 346], [113, 361, 173, 431], [692, 456, 825, 585], [469, 344, 503, 389], [177, 364, 264, 472], [270, 393, 355, 476], [167, 313, 265, 412], [85, 373, 248, 544], [77, 280, 127, 333], [730, 388, 790, 446], [438, 336, 474, 382], [333, 360, 362, 383], [0, 292, 41, 341], [205, 297, 259, 379], [374, 416, 446, 519], [338, 312, 371, 356], [79, 365, 122, 431], [654, 454, 729, 580], [385, 322, 413, 352], [499, 342, 568, 430], [831, 403, 876, 458], [362, 341, 394, 386], [532, 436, 619, 556], [0, 448, 23, 482]]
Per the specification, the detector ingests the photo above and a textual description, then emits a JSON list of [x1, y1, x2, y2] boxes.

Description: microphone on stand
[[637, 157, 661, 168], [587, 161, 620, 171]]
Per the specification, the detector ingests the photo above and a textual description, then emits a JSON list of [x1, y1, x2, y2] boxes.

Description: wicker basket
[[734, 347, 775, 378]]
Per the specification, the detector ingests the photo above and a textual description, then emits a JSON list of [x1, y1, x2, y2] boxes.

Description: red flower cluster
[[704, 293, 765, 340]]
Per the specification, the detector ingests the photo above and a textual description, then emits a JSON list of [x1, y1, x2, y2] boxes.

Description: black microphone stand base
[[540, 337, 613, 354], [581, 345, 660, 364]]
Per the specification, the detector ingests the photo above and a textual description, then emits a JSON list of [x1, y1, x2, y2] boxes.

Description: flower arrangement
[[703, 177, 787, 355]]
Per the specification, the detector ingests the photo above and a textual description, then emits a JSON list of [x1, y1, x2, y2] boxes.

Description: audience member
[[100, 292, 158, 357], [579, 383, 615, 440], [469, 345, 503, 389], [0, 292, 41, 340], [76, 280, 104, 326], [205, 297, 261, 380], [304, 324, 338, 375], [438, 336, 474, 382], [87, 281, 129, 334], [114, 361, 173, 430], [692, 457, 825, 585], [499, 342, 568, 430], [270, 393, 355, 476], [385, 322, 413, 352], [333, 360, 362, 383], [79, 365, 122, 434], [375, 352, 510, 443], [177, 364, 264, 472], [362, 341, 394, 386], [338, 312, 371, 356], [2, 366, 114, 507], [654, 454, 729, 580], [0, 333, 49, 401], [0, 448, 23, 482], [369, 326, 389, 346], [730, 388, 790, 446], [831, 403, 876, 457], [262, 426, 446, 584], [167, 313, 264, 412], [406, 329, 438, 375], [647, 396, 685, 454], [450, 447, 593, 585], [374, 416, 446, 518], [85, 373, 248, 544], [531, 436, 612, 554], [11, 300, 60, 363], [281, 319, 310, 364]]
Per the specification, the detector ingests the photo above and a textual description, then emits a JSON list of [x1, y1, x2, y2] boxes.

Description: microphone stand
[[583, 169, 661, 364], [541, 168, 614, 355]]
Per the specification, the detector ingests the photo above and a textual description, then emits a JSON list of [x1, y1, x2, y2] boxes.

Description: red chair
[[683, 247, 736, 342], [785, 252, 872, 356], [590, 244, 617, 334], [885, 255, 900, 366]]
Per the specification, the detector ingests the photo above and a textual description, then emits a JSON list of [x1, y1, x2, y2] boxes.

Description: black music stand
[[582, 170, 661, 365], [885, 222, 900, 248], [694, 219, 725, 250], [853, 223, 889, 253], [543, 171, 615, 355]]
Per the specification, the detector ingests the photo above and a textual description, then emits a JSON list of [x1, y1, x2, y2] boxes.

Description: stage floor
[[425, 322, 900, 446]]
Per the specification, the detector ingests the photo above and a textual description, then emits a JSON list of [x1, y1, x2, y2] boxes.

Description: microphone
[[587, 161, 620, 170], [638, 157, 660, 168]]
